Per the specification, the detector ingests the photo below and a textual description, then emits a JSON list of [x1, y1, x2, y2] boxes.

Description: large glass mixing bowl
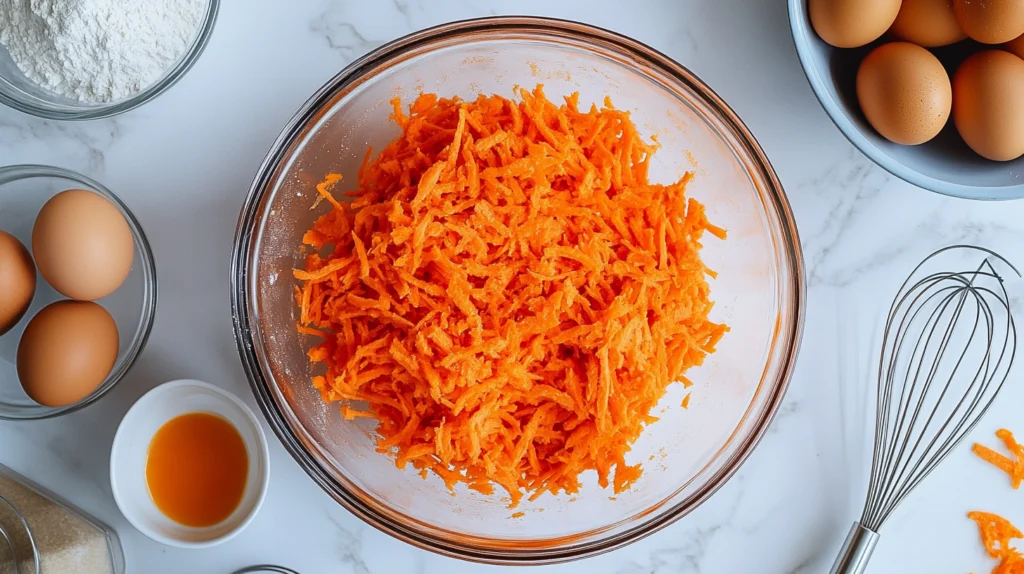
[[232, 17, 804, 564]]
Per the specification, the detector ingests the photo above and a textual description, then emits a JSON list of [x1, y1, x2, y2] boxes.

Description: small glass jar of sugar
[[0, 464, 124, 574]]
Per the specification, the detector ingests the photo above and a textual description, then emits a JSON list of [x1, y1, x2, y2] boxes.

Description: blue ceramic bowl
[[788, 0, 1024, 200]]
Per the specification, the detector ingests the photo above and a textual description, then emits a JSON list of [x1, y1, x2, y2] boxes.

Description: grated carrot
[[294, 85, 726, 506], [974, 429, 1024, 489], [969, 511, 1024, 573]]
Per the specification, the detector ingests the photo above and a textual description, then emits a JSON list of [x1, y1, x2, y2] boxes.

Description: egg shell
[[32, 189, 134, 301], [954, 0, 1024, 44], [857, 42, 953, 145], [891, 0, 967, 47], [17, 300, 119, 407], [810, 0, 902, 48], [1006, 33, 1024, 59], [0, 231, 36, 335], [953, 50, 1024, 161]]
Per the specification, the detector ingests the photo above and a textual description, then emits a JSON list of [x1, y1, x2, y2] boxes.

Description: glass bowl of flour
[[0, 0, 219, 120]]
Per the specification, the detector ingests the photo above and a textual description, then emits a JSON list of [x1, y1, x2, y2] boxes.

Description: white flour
[[0, 0, 205, 103]]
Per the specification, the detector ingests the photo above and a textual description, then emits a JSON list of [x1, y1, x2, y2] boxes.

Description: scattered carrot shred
[[970, 511, 1024, 573], [294, 85, 726, 506], [681, 393, 691, 409], [974, 429, 1024, 489]]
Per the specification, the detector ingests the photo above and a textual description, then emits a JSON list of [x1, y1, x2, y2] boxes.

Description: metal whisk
[[830, 246, 1019, 574]]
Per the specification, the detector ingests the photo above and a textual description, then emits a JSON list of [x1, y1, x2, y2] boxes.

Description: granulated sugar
[[0, 473, 113, 574]]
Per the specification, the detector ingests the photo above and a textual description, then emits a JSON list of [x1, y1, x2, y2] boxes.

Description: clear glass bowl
[[0, 165, 157, 420], [232, 17, 805, 564], [0, 0, 219, 120]]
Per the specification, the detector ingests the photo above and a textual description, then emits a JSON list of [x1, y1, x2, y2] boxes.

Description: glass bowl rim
[[0, 492, 39, 574], [0, 0, 219, 121], [0, 164, 158, 421], [231, 15, 805, 564]]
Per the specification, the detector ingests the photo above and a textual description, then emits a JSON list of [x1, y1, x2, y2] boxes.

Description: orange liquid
[[146, 412, 249, 527]]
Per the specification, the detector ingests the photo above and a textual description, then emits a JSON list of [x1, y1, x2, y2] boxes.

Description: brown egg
[[954, 0, 1024, 44], [857, 42, 953, 145], [810, 0, 902, 48], [32, 189, 134, 301], [891, 0, 967, 47], [0, 231, 35, 336], [18, 300, 119, 407], [953, 50, 1024, 160], [1006, 33, 1024, 58]]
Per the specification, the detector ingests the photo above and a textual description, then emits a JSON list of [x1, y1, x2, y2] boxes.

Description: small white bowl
[[110, 379, 270, 548]]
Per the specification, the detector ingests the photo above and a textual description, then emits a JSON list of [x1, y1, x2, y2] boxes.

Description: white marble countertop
[[3, 1, 1024, 572]]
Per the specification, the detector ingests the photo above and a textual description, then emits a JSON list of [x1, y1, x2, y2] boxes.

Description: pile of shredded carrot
[[974, 429, 1024, 490], [969, 511, 1024, 573], [294, 85, 726, 506], [969, 429, 1024, 573]]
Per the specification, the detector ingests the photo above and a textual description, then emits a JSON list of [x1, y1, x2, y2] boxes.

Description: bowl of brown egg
[[0, 165, 157, 420], [789, 0, 1024, 200]]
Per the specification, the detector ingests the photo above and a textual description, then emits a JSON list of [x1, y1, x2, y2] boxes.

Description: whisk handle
[[829, 522, 879, 574]]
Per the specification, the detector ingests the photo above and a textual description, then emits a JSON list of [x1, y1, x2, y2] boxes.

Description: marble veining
[[326, 513, 372, 574], [0, 116, 122, 174], [310, 10, 382, 62], [2, 0, 1024, 572]]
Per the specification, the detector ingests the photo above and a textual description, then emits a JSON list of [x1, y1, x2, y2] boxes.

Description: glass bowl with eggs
[[789, 0, 1024, 199], [0, 165, 157, 420]]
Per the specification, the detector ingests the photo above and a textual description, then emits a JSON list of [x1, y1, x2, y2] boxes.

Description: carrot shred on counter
[[294, 85, 726, 506], [974, 429, 1024, 490], [969, 511, 1024, 573]]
